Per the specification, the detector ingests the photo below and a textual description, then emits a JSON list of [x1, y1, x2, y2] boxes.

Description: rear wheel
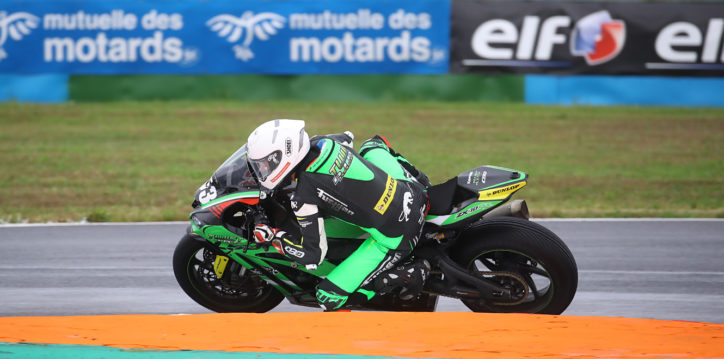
[[452, 217, 578, 314], [173, 234, 284, 313]]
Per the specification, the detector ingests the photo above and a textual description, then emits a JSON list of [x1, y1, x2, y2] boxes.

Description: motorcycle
[[173, 142, 578, 313]]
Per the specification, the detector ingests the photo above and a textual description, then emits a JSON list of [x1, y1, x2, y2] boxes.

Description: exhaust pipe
[[483, 199, 529, 220]]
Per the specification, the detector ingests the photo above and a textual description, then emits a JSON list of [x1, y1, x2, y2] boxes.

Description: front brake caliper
[[213, 255, 229, 278]]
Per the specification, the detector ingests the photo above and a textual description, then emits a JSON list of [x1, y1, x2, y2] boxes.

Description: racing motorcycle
[[173, 142, 578, 313]]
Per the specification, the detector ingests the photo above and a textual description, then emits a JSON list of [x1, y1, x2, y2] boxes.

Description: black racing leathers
[[280, 137, 427, 268]]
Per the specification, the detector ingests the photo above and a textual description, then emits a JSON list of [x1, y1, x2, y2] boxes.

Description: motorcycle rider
[[247, 119, 431, 311]]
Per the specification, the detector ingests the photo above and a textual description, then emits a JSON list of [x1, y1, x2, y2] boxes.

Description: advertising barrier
[[1, 1, 723, 105], [0, 0, 450, 74], [451, 1, 724, 76]]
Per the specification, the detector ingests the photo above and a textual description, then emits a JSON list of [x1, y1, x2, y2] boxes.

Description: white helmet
[[247, 119, 310, 190]]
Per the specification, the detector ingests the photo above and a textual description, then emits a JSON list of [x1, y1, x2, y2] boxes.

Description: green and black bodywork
[[173, 143, 578, 313]]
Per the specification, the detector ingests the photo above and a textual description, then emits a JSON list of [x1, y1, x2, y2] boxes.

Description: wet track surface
[[0, 220, 722, 323]]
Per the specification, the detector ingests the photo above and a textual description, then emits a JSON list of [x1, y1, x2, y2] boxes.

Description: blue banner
[[0, 0, 449, 74]]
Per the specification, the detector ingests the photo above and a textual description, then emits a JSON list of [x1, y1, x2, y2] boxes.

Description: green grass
[[1, 101, 722, 222]]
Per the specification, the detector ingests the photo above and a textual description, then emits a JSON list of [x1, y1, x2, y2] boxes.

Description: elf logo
[[570, 11, 625, 65], [646, 18, 724, 71], [464, 10, 625, 68]]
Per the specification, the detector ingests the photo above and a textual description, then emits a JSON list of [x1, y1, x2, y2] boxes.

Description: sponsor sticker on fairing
[[478, 181, 527, 201]]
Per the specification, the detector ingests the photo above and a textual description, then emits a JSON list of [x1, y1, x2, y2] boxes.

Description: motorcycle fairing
[[424, 166, 528, 227], [188, 185, 373, 298], [199, 191, 260, 214], [192, 220, 338, 297]]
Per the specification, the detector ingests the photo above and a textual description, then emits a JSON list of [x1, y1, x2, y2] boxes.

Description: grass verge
[[1, 101, 722, 222]]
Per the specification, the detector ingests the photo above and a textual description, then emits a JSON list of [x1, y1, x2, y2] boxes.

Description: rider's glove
[[269, 238, 286, 256], [253, 223, 278, 243], [253, 224, 288, 256], [341, 131, 354, 148]]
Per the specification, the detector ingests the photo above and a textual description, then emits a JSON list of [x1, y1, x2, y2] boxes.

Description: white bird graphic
[[0, 11, 39, 61], [399, 192, 413, 222], [206, 11, 285, 61]]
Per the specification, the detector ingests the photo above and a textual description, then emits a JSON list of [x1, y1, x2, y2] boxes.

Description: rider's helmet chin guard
[[247, 119, 310, 191]]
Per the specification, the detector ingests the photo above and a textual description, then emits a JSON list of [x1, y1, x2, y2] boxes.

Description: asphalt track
[[0, 219, 723, 323]]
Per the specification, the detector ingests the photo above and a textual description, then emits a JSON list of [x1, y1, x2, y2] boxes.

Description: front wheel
[[452, 217, 578, 314], [172, 233, 284, 313]]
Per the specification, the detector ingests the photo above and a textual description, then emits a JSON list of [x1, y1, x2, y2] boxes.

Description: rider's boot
[[316, 282, 349, 311], [374, 259, 431, 300]]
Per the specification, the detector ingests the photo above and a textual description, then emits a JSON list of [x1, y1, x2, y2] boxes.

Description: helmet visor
[[249, 150, 282, 182]]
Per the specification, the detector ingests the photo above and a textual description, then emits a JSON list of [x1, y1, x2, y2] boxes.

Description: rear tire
[[451, 217, 578, 314], [173, 234, 284, 313]]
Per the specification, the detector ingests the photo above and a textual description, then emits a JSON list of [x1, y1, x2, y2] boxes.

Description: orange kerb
[[0, 312, 722, 358]]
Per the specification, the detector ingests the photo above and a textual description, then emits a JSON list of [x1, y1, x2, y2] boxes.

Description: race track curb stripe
[[1, 312, 723, 358]]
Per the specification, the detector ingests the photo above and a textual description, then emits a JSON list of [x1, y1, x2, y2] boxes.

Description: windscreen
[[212, 144, 259, 193]]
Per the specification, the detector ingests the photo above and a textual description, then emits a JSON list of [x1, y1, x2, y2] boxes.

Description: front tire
[[452, 217, 578, 314], [173, 234, 284, 313]]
